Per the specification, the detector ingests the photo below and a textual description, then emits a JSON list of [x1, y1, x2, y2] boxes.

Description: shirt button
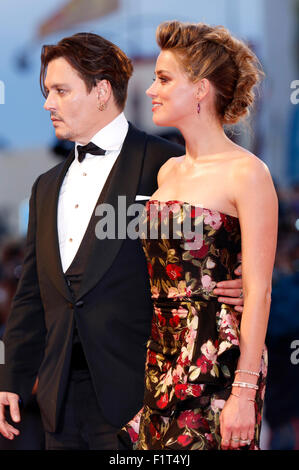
[[69, 238, 73, 242], [82, 172, 87, 176], [75, 204, 79, 208]]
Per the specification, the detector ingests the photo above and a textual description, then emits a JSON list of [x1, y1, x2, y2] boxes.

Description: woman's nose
[[146, 82, 156, 97]]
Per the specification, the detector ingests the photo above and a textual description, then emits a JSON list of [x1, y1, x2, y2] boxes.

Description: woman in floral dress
[[120, 21, 278, 450]]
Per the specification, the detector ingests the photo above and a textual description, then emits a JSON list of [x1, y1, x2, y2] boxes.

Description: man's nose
[[43, 93, 55, 111]]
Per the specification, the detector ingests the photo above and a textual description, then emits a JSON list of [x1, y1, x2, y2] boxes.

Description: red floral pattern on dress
[[166, 263, 183, 280], [177, 434, 193, 447], [122, 201, 267, 451]]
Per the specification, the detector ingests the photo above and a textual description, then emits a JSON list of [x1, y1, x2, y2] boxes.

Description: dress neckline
[[148, 199, 239, 220]]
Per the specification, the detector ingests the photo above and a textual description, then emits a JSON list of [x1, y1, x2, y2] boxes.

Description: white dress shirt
[[57, 112, 129, 272]]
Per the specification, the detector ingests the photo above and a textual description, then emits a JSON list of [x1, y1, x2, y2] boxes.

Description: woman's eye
[[152, 76, 168, 83]]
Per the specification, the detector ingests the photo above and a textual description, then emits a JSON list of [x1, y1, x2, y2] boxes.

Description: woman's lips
[[152, 102, 162, 111]]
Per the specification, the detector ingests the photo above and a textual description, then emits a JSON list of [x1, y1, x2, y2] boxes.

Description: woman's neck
[[178, 113, 236, 162]]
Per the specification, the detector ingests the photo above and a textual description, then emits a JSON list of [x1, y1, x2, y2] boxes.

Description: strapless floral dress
[[120, 200, 267, 450]]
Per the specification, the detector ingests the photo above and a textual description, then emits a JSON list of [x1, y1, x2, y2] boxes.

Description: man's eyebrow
[[44, 83, 69, 91]]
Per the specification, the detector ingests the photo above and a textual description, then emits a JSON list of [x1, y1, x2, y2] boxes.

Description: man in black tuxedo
[[0, 33, 243, 449]]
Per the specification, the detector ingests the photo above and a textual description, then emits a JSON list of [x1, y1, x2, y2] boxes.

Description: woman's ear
[[196, 78, 210, 101]]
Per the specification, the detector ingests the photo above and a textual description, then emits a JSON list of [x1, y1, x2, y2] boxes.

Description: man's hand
[[213, 264, 244, 313], [0, 392, 21, 439]]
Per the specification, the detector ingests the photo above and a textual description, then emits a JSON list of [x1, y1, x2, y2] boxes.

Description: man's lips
[[51, 117, 63, 125]]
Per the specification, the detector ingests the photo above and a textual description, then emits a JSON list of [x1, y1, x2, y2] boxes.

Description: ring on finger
[[240, 439, 251, 445], [231, 437, 240, 442], [239, 290, 243, 298]]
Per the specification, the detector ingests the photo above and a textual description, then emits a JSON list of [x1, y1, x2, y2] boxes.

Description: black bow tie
[[77, 142, 106, 163]]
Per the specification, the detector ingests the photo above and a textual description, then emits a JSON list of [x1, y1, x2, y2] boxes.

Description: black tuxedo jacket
[[0, 123, 184, 432]]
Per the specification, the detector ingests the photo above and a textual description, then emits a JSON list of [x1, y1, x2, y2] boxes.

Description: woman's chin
[[152, 114, 172, 127]]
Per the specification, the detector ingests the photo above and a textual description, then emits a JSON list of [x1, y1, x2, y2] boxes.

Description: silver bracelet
[[235, 369, 259, 377], [231, 392, 255, 403], [232, 381, 258, 390]]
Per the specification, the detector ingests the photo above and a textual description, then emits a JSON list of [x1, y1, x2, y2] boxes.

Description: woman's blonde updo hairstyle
[[156, 20, 264, 125]]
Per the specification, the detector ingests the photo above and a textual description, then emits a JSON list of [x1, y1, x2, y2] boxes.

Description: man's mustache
[[51, 113, 63, 121]]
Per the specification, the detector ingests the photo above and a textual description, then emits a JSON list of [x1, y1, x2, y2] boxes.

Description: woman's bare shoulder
[[157, 155, 185, 186], [229, 149, 271, 181]]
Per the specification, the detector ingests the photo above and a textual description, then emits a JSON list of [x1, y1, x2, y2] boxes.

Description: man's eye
[[159, 77, 168, 83], [57, 89, 65, 94]]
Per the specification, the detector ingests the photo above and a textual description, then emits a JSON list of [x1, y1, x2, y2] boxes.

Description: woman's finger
[[220, 424, 232, 450], [239, 432, 251, 447], [230, 434, 241, 449]]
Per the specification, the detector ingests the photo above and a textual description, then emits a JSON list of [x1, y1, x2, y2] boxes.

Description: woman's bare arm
[[233, 155, 278, 373], [220, 154, 278, 449]]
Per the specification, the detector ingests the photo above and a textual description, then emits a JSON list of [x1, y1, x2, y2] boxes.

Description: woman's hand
[[220, 392, 256, 450]]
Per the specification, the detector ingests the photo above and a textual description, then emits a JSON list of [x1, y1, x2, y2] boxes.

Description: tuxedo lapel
[[77, 123, 148, 299], [38, 149, 75, 302]]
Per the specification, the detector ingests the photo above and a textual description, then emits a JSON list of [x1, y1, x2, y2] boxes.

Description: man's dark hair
[[40, 32, 133, 110]]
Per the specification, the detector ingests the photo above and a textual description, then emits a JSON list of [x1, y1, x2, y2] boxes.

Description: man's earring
[[98, 101, 106, 111]]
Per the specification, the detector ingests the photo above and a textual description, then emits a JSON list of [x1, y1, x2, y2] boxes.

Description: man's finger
[[217, 297, 243, 306], [0, 424, 19, 439], [0, 421, 20, 438], [216, 279, 242, 289], [234, 305, 243, 313], [0, 421, 12, 439], [6, 422, 20, 435], [8, 396, 20, 422], [0, 403, 6, 422], [214, 288, 242, 298], [0, 416, 20, 439], [234, 264, 242, 276]]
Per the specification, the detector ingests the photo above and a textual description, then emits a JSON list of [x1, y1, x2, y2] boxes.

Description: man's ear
[[96, 79, 111, 101]]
